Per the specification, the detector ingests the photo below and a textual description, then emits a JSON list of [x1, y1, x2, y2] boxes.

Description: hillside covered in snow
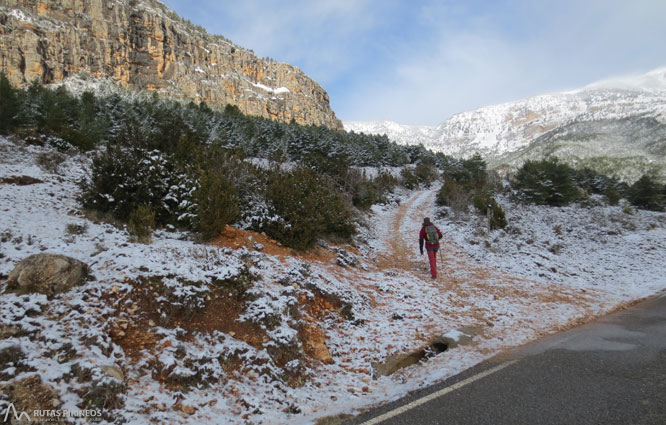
[[2, 134, 666, 424], [345, 67, 666, 183]]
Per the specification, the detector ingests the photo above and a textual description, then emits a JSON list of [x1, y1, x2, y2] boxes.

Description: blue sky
[[161, 0, 666, 125]]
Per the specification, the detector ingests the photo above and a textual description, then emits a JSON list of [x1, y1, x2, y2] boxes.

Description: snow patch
[[252, 82, 290, 95]]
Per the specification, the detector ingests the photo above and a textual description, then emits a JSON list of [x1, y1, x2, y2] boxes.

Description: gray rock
[[100, 365, 125, 382], [0, 324, 24, 339], [7, 254, 91, 297], [372, 351, 426, 377]]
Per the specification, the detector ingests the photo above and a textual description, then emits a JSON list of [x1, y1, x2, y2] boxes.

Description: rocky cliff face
[[0, 0, 342, 129]]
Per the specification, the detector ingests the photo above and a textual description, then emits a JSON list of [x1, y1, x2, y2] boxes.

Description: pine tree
[[628, 175, 664, 211], [463, 153, 487, 187], [514, 158, 580, 206], [0, 72, 18, 134]]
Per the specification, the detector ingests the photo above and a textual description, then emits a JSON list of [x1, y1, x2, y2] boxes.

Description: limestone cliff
[[0, 0, 342, 129]]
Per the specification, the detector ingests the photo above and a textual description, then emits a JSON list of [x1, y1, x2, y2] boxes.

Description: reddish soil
[[212, 225, 342, 264], [104, 279, 268, 359]]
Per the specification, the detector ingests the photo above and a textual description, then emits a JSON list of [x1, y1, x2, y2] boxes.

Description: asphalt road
[[345, 292, 666, 425]]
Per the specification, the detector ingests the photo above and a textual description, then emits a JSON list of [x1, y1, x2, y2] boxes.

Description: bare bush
[[36, 151, 68, 174]]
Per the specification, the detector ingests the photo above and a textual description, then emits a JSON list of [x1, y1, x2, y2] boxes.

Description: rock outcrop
[[0, 0, 342, 129], [7, 253, 91, 296], [299, 323, 333, 364]]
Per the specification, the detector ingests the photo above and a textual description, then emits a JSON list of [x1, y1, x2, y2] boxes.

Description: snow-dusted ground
[[1, 136, 665, 424], [441, 196, 666, 300]]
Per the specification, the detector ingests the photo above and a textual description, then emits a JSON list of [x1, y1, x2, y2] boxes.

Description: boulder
[[100, 365, 125, 382], [372, 351, 426, 378], [299, 323, 333, 364], [6, 254, 91, 297]]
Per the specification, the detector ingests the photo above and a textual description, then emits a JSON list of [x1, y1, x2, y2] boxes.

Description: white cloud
[[339, 32, 527, 124], [337, 0, 666, 124], [171, 0, 381, 83], [163, 0, 666, 125]]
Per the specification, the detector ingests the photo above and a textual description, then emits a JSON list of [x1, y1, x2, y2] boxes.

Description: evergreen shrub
[[351, 179, 379, 210], [79, 146, 196, 227], [513, 158, 581, 206], [374, 171, 399, 194], [343, 169, 397, 209], [264, 167, 354, 250], [194, 169, 239, 240], [436, 180, 472, 213], [472, 192, 508, 230], [413, 163, 438, 186], [0, 72, 18, 134], [128, 204, 156, 243], [400, 168, 419, 190], [605, 186, 622, 206], [628, 174, 665, 211]]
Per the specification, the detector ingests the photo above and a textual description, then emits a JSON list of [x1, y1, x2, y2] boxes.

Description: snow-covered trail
[[305, 187, 660, 422], [343, 187, 613, 381], [376, 188, 434, 277], [373, 187, 604, 333]]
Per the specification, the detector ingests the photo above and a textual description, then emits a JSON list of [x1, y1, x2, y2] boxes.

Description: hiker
[[419, 217, 443, 279]]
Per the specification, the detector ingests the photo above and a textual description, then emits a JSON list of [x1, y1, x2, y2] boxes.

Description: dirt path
[[379, 187, 501, 284], [372, 187, 603, 342], [377, 189, 433, 274]]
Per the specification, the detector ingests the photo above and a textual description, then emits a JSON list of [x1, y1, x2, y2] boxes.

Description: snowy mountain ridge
[[345, 67, 666, 182]]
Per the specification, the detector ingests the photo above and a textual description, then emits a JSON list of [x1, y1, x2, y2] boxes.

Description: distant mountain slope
[[345, 68, 666, 182], [0, 0, 342, 129], [344, 120, 439, 148]]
